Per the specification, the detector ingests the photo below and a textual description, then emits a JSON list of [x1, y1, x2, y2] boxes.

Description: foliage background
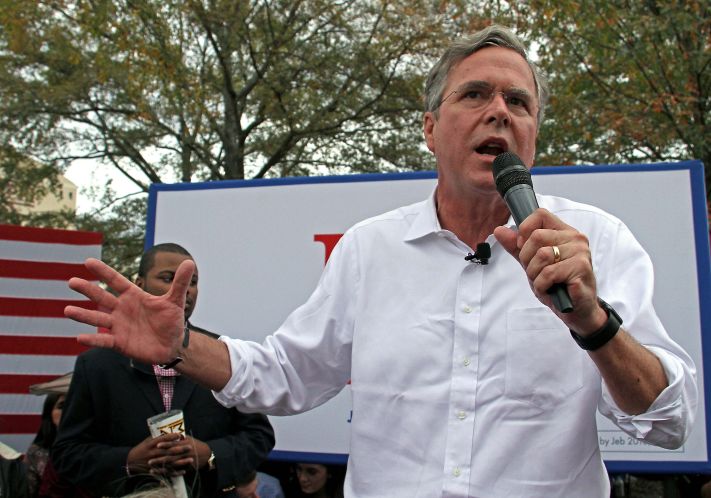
[[0, 1, 708, 273]]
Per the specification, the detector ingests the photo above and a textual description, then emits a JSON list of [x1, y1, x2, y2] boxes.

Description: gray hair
[[424, 25, 549, 125]]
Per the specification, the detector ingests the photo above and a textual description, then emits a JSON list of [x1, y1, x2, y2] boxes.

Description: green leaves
[[0, 0, 498, 269], [5, 0, 706, 270], [520, 0, 710, 189]]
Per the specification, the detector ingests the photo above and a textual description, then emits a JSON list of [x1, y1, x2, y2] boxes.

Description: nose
[[484, 92, 511, 127]]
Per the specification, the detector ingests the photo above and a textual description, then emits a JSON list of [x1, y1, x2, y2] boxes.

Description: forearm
[[175, 328, 233, 391], [590, 328, 668, 414]]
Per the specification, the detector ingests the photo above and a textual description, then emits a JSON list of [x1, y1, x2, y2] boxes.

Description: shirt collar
[[403, 188, 444, 242], [153, 364, 180, 377], [403, 187, 519, 243]]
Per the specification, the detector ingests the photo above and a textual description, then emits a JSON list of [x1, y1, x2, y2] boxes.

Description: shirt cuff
[[599, 345, 684, 439], [213, 336, 249, 407]]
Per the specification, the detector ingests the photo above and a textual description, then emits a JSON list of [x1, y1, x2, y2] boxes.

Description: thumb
[[166, 259, 196, 307], [493, 225, 520, 260]]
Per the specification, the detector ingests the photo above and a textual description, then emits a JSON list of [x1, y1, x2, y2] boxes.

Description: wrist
[[159, 321, 190, 369], [570, 298, 623, 351], [577, 301, 610, 337]]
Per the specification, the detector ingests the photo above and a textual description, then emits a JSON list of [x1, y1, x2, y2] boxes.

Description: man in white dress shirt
[[64, 25, 697, 498]]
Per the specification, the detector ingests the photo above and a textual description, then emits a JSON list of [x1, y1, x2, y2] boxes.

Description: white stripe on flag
[[0, 434, 34, 454], [0, 240, 100, 263], [0, 316, 97, 336], [0, 354, 77, 375], [0, 277, 89, 299], [0, 394, 45, 413]]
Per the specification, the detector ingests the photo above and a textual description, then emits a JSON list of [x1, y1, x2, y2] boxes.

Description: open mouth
[[475, 139, 508, 156]]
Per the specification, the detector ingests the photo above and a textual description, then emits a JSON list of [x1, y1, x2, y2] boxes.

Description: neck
[[435, 189, 510, 249]]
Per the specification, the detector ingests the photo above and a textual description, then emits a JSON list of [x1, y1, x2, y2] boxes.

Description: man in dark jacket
[[52, 243, 275, 497]]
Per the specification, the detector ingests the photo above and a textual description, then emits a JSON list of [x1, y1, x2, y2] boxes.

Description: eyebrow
[[453, 80, 535, 100]]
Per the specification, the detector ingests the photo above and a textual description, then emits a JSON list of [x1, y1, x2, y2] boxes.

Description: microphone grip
[[548, 283, 573, 313], [503, 187, 575, 313]]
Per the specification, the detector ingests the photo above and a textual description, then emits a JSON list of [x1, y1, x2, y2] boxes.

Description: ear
[[423, 111, 437, 153], [135, 276, 145, 290]]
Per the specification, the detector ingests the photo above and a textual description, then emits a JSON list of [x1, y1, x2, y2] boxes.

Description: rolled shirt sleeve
[[599, 345, 697, 449]]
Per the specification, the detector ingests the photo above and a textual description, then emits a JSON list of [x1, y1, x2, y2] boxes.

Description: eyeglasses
[[437, 82, 536, 117]]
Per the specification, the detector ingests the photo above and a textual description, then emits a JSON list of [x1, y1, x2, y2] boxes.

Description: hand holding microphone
[[492, 152, 574, 313]]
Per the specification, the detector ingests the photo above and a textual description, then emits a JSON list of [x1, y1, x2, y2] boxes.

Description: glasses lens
[[446, 84, 533, 117]]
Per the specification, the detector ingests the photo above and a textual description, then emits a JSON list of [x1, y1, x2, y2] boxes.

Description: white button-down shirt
[[216, 193, 697, 498]]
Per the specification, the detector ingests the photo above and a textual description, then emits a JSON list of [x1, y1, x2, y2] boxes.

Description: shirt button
[[463, 358, 471, 366], [463, 305, 472, 313], [457, 411, 467, 420], [453, 467, 461, 477]]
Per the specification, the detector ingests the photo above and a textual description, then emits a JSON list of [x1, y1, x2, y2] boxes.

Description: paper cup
[[147, 409, 186, 438], [146, 409, 189, 498]]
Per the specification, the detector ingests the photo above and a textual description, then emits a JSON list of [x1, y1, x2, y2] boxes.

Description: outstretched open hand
[[64, 257, 196, 365]]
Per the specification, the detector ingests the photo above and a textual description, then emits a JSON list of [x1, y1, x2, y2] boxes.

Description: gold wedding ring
[[552, 245, 561, 264]]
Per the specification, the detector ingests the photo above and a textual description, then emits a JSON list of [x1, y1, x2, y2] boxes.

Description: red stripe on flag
[[0, 224, 102, 245], [0, 336, 88, 355], [0, 297, 96, 317], [0, 374, 60, 394], [0, 259, 95, 280], [0, 414, 41, 434]]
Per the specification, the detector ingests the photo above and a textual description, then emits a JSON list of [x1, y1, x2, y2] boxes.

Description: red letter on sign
[[313, 234, 343, 265]]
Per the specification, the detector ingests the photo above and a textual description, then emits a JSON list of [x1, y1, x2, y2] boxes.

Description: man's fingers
[[65, 305, 113, 329], [493, 226, 519, 259], [518, 208, 570, 236], [84, 257, 133, 294], [166, 259, 196, 306], [68, 277, 119, 310], [148, 455, 194, 468], [154, 433, 184, 444]]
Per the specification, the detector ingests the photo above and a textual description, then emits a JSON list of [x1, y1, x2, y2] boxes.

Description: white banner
[[147, 161, 710, 472]]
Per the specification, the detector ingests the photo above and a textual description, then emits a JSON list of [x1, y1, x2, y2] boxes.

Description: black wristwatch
[[570, 298, 623, 351]]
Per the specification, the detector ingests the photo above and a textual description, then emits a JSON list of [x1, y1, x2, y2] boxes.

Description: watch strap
[[158, 321, 190, 369], [570, 298, 623, 351], [158, 356, 183, 369]]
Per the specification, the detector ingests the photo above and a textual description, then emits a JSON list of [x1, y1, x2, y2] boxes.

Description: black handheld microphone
[[492, 152, 574, 313]]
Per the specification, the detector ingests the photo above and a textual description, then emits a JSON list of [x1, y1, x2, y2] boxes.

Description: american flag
[[0, 224, 101, 452]]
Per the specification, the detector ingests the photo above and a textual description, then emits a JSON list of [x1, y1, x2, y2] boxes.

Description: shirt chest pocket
[[504, 307, 585, 411]]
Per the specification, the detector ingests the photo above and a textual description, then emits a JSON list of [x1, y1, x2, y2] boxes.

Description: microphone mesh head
[[493, 152, 532, 197]]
